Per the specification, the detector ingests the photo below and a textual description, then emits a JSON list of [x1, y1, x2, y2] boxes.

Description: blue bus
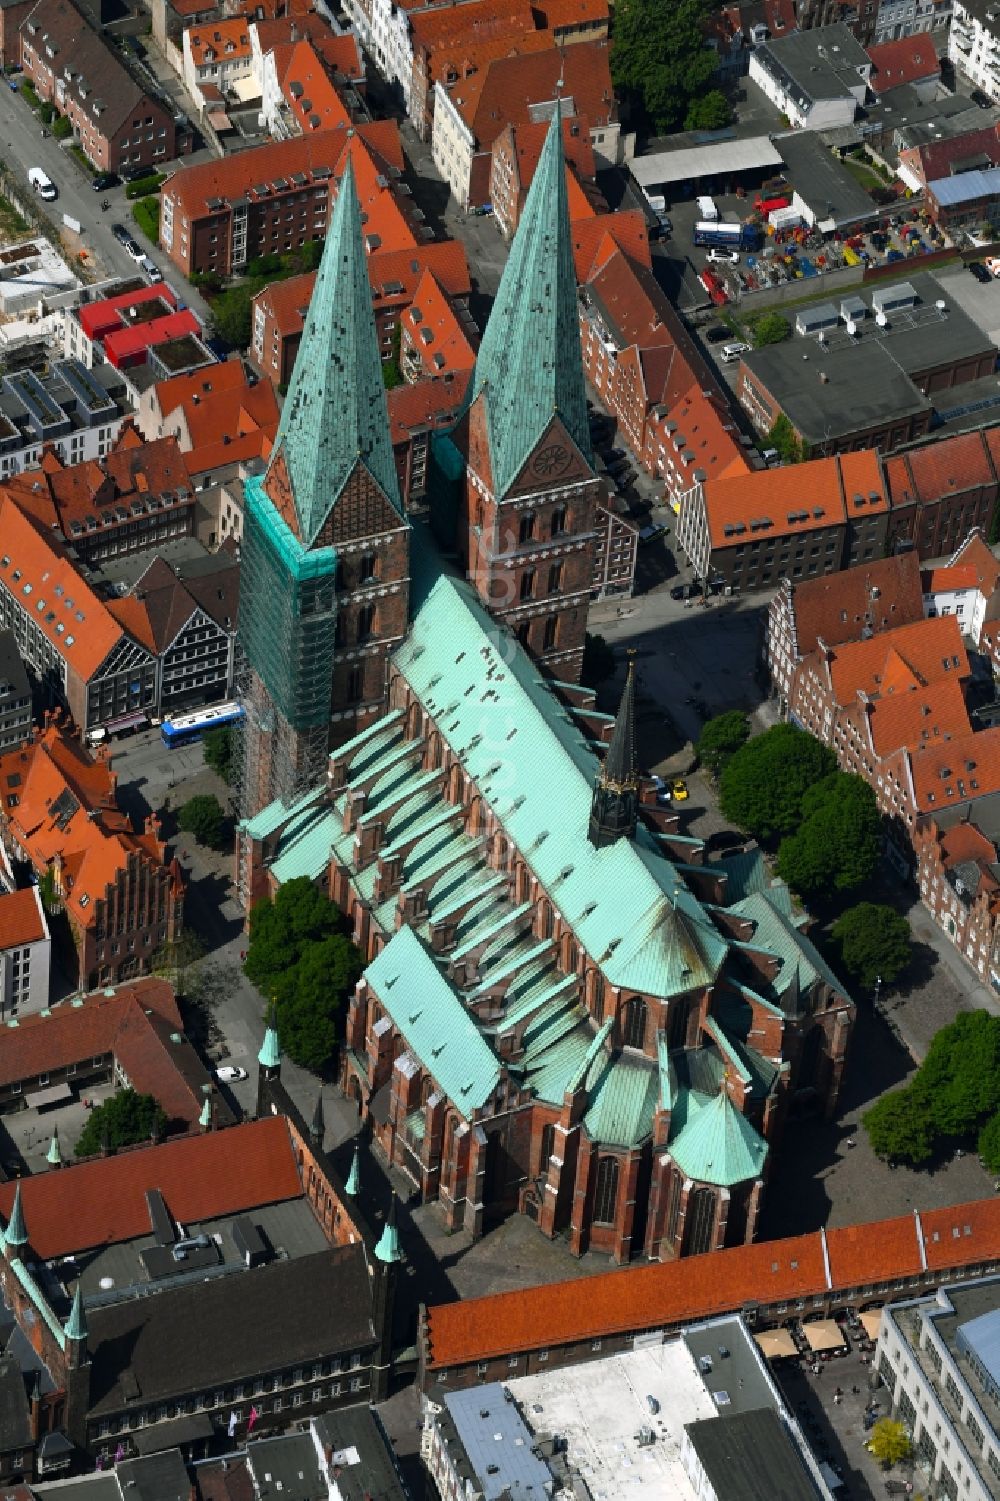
[[161, 700, 244, 749]]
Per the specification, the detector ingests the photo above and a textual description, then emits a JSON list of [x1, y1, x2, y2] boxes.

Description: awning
[[104, 710, 147, 735], [754, 1328, 799, 1359], [133, 1413, 214, 1455], [25, 1081, 73, 1110], [231, 75, 261, 103], [803, 1319, 847, 1353], [860, 1310, 883, 1341]]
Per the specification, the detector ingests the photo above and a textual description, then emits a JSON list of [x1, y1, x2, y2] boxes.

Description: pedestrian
[[853, 1386, 860, 1395]]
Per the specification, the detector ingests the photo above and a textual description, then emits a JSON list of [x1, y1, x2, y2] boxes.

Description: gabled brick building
[[0, 720, 183, 989], [21, 0, 183, 173]]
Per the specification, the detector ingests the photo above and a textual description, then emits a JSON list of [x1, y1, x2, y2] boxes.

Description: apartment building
[[883, 429, 1000, 558], [20, 0, 183, 173], [749, 23, 871, 128], [949, 0, 1000, 104], [490, 113, 597, 240], [181, 16, 253, 103], [0, 887, 49, 1020], [0, 361, 127, 483], [0, 630, 32, 752]]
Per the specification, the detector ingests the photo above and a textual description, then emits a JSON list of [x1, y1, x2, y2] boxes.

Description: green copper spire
[[258, 1017, 281, 1069], [46, 1127, 61, 1167], [199, 1096, 212, 1129], [263, 151, 402, 546], [345, 1145, 360, 1197], [374, 1197, 403, 1264], [64, 1283, 88, 1344], [468, 105, 592, 497], [5, 1183, 27, 1251]]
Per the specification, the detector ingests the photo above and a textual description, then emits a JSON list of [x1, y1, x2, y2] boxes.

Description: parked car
[[971, 88, 994, 108], [92, 171, 118, 191], [216, 1065, 249, 1083], [671, 779, 690, 802], [123, 164, 155, 182], [111, 222, 144, 259], [969, 261, 992, 283], [140, 255, 163, 283], [27, 167, 56, 200], [721, 341, 750, 363], [707, 248, 739, 265], [650, 775, 672, 805], [638, 521, 666, 544], [705, 325, 729, 343]]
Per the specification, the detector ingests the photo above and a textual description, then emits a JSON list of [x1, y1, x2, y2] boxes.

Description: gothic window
[[539, 901, 553, 939], [665, 1171, 682, 1246], [564, 936, 578, 973], [669, 997, 692, 1051], [347, 666, 363, 702], [357, 604, 375, 642], [550, 506, 567, 538], [518, 622, 531, 649], [421, 1075, 434, 1105], [622, 995, 647, 1050], [686, 1186, 717, 1256], [593, 1155, 620, 1226], [542, 616, 557, 652], [519, 512, 536, 544], [520, 570, 536, 601], [496, 836, 510, 871], [539, 1122, 555, 1173], [360, 552, 377, 582], [547, 562, 563, 594], [591, 971, 605, 1011]]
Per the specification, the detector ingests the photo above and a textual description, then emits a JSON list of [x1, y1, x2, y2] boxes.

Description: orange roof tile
[[425, 1230, 827, 1367], [571, 211, 650, 278], [943, 530, 1000, 596], [703, 456, 848, 550], [186, 18, 251, 66], [386, 370, 471, 446], [411, 0, 535, 59], [886, 431, 996, 509], [825, 1215, 923, 1285], [150, 358, 248, 421], [910, 726, 1000, 811], [531, 0, 609, 27], [449, 37, 611, 145], [279, 39, 351, 135], [839, 449, 889, 515], [940, 821, 997, 867], [657, 382, 750, 486], [827, 614, 967, 705], [0, 498, 123, 681], [0, 887, 45, 949], [923, 564, 979, 594], [868, 676, 971, 757], [922, 1198, 1000, 1270], [400, 267, 477, 377], [782, 552, 925, 658], [0, 1115, 301, 1258]]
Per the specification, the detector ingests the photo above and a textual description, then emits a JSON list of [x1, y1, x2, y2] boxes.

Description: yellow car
[[671, 779, 689, 802]]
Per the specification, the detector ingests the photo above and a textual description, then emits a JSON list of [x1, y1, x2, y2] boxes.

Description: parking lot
[[935, 260, 1000, 346]]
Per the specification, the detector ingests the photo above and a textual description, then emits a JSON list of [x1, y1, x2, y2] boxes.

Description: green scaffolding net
[[239, 477, 338, 731]]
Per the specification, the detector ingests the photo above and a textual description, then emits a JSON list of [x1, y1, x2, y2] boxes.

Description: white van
[[696, 195, 718, 221], [721, 342, 750, 364], [27, 167, 56, 200]]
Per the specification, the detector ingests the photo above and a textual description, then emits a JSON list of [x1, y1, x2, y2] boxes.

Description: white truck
[[27, 167, 56, 200]]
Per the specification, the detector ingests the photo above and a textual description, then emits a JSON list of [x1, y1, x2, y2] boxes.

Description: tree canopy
[[611, 0, 717, 132], [750, 312, 791, 347], [719, 724, 836, 841], [684, 89, 731, 131], [75, 1089, 167, 1158], [776, 771, 881, 897], [203, 726, 235, 785], [830, 902, 912, 990], [868, 1419, 911, 1468], [178, 794, 227, 850], [697, 711, 750, 777], [863, 1010, 1000, 1165], [244, 877, 362, 1073]]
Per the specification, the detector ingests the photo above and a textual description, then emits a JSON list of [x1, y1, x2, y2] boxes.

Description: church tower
[[449, 107, 600, 682], [237, 148, 411, 818], [589, 656, 638, 848]]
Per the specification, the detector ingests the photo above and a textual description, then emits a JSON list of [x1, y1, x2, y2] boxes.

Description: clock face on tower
[[531, 442, 571, 479]]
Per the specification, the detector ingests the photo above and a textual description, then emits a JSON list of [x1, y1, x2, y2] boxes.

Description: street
[[0, 82, 214, 325]]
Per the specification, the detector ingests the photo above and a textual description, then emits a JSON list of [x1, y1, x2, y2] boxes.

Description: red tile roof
[[571, 211, 650, 278], [704, 456, 847, 550], [783, 551, 925, 659], [940, 820, 997, 867], [943, 530, 1000, 596], [425, 1195, 1000, 1368], [885, 430, 997, 511], [922, 564, 979, 594], [827, 614, 968, 705], [401, 268, 477, 377], [868, 676, 971, 757], [0, 887, 46, 949], [186, 18, 251, 66], [450, 37, 612, 145], [910, 725, 1000, 811], [410, 0, 535, 57], [386, 370, 470, 446], [278, 38, 351, 135], [0, 1115, 301, 1259], [531, 0, 609, 27], [656, 382, 750, 487], [867, 33, 939, 92], [902, 122, 1000, 185]]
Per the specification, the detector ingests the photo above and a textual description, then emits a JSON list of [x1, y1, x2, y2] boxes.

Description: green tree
[[582, 632, 615, 688], [697, 710, 750, 777], [719, 723, 836, 841], [211, 285, 254, 350], [38, 866, 58, 913], [611, 0, 716, 132], [830, 902, 912, 989], [244, 878, 361, 1073], [767, 412, 804, 463], [868, 1418, 911, 1468], [178, 793, 226, 850], [38, 100, 54, 124], [776, 772, 881, 896], [920, 1010, 1000, 1139], [52, 114, 72, 140], [132, 195, 160, 242], [75, 1088, 167, 1158], [978, 1110, 1000, 1174], [863, 1089, 934, 1166], [751, 312, 791, 347], [684, 89, 731, 131], [203, 725, 234, 784]]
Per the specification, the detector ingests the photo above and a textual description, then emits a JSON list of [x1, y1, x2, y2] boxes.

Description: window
[[357, 603, 375, 642], [347, 667, 363, 702], [519, 512, 536, 544], [547, 562, 563, 594], [520, 570, 536, 601], [360, 551, 377, 582], [593, 1155, 620, 1225], [542, 616, 557, 651], [621, 995, 647, 1050], [551, 507, 566, 537]]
